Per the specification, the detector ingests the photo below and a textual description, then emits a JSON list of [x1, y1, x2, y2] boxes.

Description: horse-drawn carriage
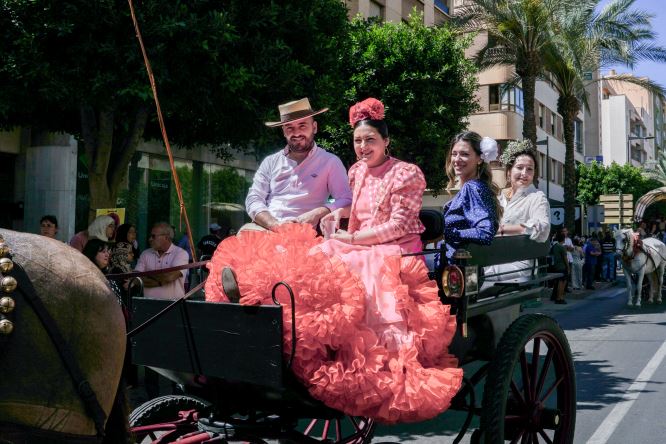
[[0, 211, 576, 444], [126, 212, 576, 444]]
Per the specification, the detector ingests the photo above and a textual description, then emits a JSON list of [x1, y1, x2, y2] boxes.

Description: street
[[372, 281, 666, 443]]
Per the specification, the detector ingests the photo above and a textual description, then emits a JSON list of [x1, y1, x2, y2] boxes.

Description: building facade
[[0, 128, 256, 247], [344, 0, 451, 24], [599, 72, 665, 167]]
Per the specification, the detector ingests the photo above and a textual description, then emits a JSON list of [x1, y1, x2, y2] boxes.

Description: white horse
[[615, 228, 666, 306]]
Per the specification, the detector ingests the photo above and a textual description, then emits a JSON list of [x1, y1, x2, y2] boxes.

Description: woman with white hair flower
[[485, 139, 551, 280], [439, 131, 501, 265]]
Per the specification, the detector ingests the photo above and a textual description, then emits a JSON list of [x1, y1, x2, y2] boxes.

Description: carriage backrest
[[418, 210, 550, 267], [131, 298, 284, 389], [466, 236, 551, 267]]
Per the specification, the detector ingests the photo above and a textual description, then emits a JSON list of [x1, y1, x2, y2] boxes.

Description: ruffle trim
[[205, 224, 461, 423]]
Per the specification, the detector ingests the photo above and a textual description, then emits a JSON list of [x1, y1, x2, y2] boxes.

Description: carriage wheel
[[130, 395, 211, 443], [480, 314, 576, 444], [282, 416, 375, 444]]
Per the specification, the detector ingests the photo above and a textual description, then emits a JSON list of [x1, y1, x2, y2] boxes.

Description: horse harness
[[0, 235, 108, 438], [621, 231, 659, 275]]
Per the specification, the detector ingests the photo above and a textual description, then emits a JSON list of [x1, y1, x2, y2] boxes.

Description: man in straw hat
[[244, 98, 352, 231]]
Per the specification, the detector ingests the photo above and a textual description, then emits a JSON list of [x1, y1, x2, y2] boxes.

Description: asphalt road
[[372, 281, 666, 444]]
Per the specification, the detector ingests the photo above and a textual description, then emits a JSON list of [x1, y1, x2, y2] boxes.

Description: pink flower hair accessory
[[349, 98, 385, 127]]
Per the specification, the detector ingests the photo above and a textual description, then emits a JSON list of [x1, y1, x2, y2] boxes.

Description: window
[[539, 153, 546, 179], [369, 0, 383, 18], [539, 103, 545, 128], [488, 84, 524, 114], [550, 113, 555, 135]]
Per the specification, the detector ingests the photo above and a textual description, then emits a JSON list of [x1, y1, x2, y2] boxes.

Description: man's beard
[[287, 135, 315, 153]]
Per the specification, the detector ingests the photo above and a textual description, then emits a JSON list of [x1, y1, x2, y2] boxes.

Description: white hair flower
[[479, 137, 499, 163]]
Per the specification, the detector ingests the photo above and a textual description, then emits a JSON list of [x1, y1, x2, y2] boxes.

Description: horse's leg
[[657, 264, 665, 304], [635, 269, 644, 307], [647, 272, 657, 304], [625, 265, 635, 306]]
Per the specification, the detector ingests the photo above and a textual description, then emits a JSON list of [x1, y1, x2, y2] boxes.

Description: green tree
[[577, 161, 661, 206], [0, 0, 349, 219], [644, 150, 666, 185], [544, 0, 666, 232], [322, 13, 479, 192]]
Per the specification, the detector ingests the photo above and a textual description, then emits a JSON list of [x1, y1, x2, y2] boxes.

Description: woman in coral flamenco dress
[[206, 98, 462, 424]]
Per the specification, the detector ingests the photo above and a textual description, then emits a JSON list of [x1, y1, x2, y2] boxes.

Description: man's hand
[[254, 211, 281, 231], [296, 207, 330, 226]]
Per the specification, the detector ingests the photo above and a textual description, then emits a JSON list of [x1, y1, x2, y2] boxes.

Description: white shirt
[[135, 243, 189, 300], [245, 144, 352, 221], [485, 185, 551, 281], [499, 184, 551, 243]]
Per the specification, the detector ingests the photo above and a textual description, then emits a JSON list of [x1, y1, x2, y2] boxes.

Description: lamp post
[[627, 135, 655, 165], [536, 137, 549, 200]]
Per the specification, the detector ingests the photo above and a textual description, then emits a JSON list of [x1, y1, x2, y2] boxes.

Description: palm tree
[[455, 0, 578, 144], [643, 150, 666, 185], [545, 0, 666, 231]]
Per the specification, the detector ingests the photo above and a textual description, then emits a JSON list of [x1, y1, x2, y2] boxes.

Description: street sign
[[599, 194, 633, 225], [550, 207, 564, 225], [584, 156, 603, 164]]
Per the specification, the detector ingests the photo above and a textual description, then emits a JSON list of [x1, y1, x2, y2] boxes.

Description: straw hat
[[264, 98, 328, 127]]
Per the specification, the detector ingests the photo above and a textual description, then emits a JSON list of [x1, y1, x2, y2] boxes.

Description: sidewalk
[[522, 278, 622, 314]]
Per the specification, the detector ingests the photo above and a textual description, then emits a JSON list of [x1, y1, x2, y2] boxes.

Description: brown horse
[[0, 229, 127, 443]]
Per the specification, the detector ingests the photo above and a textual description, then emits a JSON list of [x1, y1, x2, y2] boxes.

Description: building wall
[[601, 95, 631, 166]]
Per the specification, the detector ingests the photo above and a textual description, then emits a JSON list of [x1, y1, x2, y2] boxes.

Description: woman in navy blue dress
[[441, 131, 501, 264]]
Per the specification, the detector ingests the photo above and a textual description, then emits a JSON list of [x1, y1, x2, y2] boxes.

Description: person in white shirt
[[244, 98, 352, 231], [134, 222, 189, 300], [486, 141, 550, 281]]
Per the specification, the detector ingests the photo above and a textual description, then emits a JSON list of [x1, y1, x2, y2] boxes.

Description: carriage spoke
[[304, 419, 317, 435], [538, 429, 554, 444], [534, 347, 554, 399], [520, 350, 532, 401], [510, 429, 525, 444], [540, 376, 564, 404], [348, 416, 361, 432], [335, 419, 342, 441], [530, 338, 541, 399], [511, 380, 527, 405], [520, 430, 529, 444], [321, 420, 331, 440]]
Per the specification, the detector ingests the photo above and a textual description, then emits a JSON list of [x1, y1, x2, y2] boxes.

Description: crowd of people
[[35, 213, 237, 396], [548, 228, 620, 305]]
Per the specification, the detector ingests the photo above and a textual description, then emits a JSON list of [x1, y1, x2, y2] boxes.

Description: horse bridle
[[0, 235, 107, 438]]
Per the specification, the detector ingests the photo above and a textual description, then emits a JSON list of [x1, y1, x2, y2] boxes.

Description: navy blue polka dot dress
[[440, 179, 498, 264]]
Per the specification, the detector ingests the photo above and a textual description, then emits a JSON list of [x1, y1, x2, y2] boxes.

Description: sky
[[604, 0, 666, 87]]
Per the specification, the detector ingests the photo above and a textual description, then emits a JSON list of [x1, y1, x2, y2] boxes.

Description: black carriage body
[[131, 299, 284, 389]]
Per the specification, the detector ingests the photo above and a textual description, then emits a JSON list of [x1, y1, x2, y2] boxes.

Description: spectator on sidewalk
[[583, 235, 601, 290], [601, 231, 616, 282], [197, 223, 226, 259], [551, 231, 569, 304], [69, 215, 116, 252], [135, 222, 189, 300], [571, 237, 585, 290], [559, 227, 574, 291], [39, 215, 59, 239]]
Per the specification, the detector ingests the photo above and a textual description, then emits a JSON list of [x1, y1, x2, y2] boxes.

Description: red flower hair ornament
[[349, 98, 385, 127]]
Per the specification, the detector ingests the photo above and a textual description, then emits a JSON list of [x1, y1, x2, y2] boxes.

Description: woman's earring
[[384, 146, 390, 158]]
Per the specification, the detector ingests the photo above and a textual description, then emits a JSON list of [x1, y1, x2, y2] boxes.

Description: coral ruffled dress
[[205, 223, 462, 424]]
